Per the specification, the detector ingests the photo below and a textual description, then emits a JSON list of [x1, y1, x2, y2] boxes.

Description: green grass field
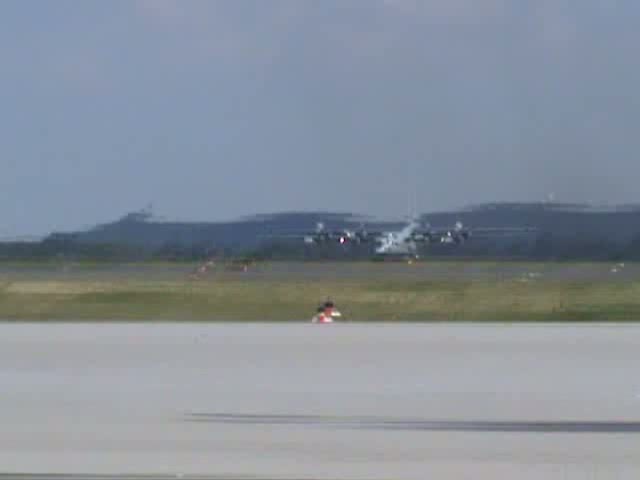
[[0, 260, 638, 321]]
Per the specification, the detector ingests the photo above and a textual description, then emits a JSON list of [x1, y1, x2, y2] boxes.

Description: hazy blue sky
[[2, 0, 640, 235]]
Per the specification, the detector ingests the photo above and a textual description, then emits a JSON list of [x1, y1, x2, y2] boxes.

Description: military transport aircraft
[[265, 216, 535, 257], [373, 218, 537, 257]]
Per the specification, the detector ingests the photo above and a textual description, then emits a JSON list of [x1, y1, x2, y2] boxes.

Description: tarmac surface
[[1, 323, 640, 479]]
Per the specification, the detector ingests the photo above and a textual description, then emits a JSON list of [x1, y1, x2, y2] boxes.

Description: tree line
[[2, 232, 640, 262]]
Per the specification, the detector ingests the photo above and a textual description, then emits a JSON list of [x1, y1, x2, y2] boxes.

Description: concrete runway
[[1, 323, 640, 479]]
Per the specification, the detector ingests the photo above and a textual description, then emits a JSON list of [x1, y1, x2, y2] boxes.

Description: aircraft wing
[[424, 223, 537, 244], [464, 226, 538, 236], [260, 223, 356, 244]]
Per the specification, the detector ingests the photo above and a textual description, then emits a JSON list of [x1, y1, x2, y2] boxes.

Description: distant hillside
[[420, 202, 640, 260], [35, 202, 640, 260], [47, 210, 391, 250], [428, 202, 640, 241]]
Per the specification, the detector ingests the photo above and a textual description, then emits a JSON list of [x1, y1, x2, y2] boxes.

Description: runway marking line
[[184, 412, 640, 434]]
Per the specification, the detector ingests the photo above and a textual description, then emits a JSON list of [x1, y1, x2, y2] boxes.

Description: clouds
[[2, 1, 640, 234], [381, 0, 509, 23], [134, 0, 305, 68], [136, 0, 184, 22], [127, 1, 580, 79], [130, 1, 513, 69]]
